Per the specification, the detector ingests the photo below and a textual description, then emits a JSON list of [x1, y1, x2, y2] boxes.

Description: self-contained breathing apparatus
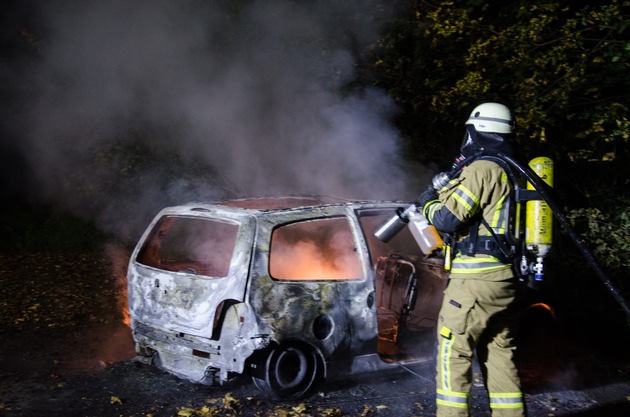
[[374, 150, 630, 319], [374, 150, 551, 285], [435, 151, 554, 284]]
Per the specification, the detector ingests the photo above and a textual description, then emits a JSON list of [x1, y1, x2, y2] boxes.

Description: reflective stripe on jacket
[[424, 159, 513, 280]]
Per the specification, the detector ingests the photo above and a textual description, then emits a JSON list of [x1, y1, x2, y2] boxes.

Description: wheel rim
[[265, 344, 320, 398], [273, 347, 309, 390]]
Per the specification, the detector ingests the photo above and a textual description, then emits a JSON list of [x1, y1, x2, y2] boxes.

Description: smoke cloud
[[10, 0, 425, 241]]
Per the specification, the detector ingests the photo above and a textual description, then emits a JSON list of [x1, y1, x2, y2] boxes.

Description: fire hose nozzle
[[374, 204, 416, 242], [432, 171, 451, 190]]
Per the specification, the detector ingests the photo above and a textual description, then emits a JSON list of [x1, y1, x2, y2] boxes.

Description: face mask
[[460, 125, 481, 157], [460, 125, 514, 157]]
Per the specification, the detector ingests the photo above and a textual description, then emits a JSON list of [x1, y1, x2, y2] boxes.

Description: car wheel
[[252, 343, 321, 399]]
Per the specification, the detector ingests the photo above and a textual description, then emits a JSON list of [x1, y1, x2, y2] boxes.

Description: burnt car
[[127, 196, 447, 398]]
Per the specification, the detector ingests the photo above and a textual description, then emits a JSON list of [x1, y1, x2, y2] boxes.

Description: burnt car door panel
[[249, 214, 375, 355]]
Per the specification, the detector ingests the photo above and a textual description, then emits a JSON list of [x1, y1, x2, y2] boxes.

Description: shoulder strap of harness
[[449, 152, 521, 262]]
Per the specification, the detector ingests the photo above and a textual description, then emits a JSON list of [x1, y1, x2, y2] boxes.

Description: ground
[[1, 251, 629, 417]]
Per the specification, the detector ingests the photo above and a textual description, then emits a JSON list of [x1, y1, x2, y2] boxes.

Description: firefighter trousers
[[435, 278, 526, 417]]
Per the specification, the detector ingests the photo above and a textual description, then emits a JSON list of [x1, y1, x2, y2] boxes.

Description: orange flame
[[106, 243, 131, 326], [270, 240, 362, 280]]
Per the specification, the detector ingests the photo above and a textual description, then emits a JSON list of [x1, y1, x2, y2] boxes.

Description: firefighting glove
[[416, 185, 438, 210]]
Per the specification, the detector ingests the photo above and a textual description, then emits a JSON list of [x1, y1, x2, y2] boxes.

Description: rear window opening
[[269, 217, 362, 281], [136, 216, 239, 277]]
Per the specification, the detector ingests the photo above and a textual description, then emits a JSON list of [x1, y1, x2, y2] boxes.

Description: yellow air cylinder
[[525, 157, 554, 257]]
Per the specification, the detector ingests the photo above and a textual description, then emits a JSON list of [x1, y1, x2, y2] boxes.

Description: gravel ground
[[1, 252, 629, 417]]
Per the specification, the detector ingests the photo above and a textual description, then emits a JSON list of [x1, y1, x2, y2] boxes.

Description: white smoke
[[17, 0, 425, 240]]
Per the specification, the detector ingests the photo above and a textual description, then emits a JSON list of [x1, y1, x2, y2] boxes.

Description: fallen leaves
[[291, 403, 308, 414], [319, 406, 343, 417], [359, 405, 374, 417], [176, 393, 243, 417], [171, 394, 364, 417], [177, 408, 196, 416], [223, 392, 240, 413], [0, 253, 123, 329]]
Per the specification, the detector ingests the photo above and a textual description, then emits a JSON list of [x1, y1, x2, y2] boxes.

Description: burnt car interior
[[374, 255, 416, 344], [269, 217, 363, 280], [136, 216, 239, 278], [358, 209, 446, 361]]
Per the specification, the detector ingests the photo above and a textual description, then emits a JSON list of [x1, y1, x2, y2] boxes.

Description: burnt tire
[[252, 343, 321, 399]]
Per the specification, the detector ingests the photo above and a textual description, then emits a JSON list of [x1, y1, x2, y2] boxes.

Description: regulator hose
[[483, 151, 630, 319]]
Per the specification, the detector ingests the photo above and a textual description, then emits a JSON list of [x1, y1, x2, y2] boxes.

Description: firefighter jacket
[[423, 159, 514, 281]]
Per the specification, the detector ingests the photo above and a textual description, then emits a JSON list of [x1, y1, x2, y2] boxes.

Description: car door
[[247, 208, 377, 360]]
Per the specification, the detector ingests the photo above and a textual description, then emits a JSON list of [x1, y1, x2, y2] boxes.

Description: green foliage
[[369, 0, 630, 168], [566, 199, 630, 271]]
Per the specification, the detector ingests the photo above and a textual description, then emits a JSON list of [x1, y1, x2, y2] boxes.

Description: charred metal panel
[[406, 257, 448, 331], [127, 206, 256, 337], [247, 207, 378, 364], [131, 302, 265, 384], [127, 205, 262, 384], [128, 267, 222, 334]]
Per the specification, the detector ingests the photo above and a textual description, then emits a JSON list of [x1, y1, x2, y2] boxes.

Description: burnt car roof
[[191, 196, 404, 212], [216, 196, 351, 210]]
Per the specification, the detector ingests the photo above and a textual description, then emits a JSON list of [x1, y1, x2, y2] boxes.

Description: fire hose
[[376, 150, 630, 319], [490, 151, 630, 320]]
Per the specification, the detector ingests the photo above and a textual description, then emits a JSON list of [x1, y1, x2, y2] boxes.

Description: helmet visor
[[460, 125, 480, 157]]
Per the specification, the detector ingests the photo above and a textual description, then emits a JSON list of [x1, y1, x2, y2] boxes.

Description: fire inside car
[[126, 197, 447, 398]]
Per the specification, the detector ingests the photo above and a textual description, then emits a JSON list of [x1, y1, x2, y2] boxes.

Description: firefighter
[[417, 102, 526, 417]]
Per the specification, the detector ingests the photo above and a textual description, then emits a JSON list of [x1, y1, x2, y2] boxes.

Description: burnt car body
[[127, 196, 447, 398]]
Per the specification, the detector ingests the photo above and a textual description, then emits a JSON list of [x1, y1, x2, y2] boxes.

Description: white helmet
[[465, 102, 515, 134]]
